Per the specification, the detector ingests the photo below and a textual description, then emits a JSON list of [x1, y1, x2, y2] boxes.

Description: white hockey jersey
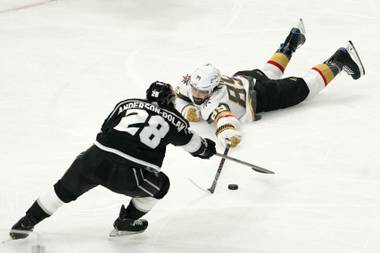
[[175, 74, 257, 124]]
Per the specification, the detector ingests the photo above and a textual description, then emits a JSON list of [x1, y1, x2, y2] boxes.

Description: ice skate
[[109, 205, 148, 237], [325, 41, 365, 80], [9, 215, 35, 240], [109, 218, 148, 237], [279, 18, 306, 55]]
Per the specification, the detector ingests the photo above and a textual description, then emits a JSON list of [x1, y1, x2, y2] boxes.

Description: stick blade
[[252, 167, 275, 174]]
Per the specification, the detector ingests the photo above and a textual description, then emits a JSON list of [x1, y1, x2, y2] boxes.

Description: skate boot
[[9, 215, 36, 240], [278, 18, 306, 57], [109, 205, 148, 237], [324, 41, 365, 80]]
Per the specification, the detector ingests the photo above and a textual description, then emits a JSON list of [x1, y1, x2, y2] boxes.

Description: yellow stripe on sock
[[312, 64, 335, 85], [267, 52, 290, 72]]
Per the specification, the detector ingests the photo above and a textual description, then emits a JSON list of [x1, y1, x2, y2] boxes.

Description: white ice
[[1, 0, 380, 252]]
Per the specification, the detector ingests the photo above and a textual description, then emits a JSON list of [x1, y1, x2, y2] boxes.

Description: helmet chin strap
[[191, 87, 210, 105], [192, 96, 207, 105]]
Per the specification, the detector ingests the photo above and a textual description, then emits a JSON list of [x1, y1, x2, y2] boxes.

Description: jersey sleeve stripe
[[179, 131, 202, 153]]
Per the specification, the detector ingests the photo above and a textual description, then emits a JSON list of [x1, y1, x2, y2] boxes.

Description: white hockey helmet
[[190, 64, 221, 93]]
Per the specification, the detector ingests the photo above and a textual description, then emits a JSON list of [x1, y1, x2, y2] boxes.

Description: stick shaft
[[215, 153, 275, 174], [208, 146, 230, 193]]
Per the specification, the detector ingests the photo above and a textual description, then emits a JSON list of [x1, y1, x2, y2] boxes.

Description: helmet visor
[[191, 85, 210, 105]]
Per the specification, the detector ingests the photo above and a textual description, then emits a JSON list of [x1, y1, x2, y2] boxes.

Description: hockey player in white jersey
[[176, 19, 365, 148]]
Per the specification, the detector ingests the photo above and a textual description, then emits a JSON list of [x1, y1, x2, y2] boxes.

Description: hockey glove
[[181, 105, 201, 122], [216, 124, 241, 148], [191, 138, 216, 159]]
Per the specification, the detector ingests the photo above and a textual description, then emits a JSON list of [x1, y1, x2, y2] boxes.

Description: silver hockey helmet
[[189, 64, 221, 104]]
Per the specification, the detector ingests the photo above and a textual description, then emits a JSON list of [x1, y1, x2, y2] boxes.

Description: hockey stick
[[215, 153, 275, 174], [188, 178, 209, 193], [208, 146, 230, 194]]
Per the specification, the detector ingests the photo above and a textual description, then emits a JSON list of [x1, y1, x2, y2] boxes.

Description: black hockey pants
[[234, 69, 310, 113], [53, 145, 170, 203]]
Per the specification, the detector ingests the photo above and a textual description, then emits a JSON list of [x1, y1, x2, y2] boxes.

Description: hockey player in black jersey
[[9, 81, 216, 239]]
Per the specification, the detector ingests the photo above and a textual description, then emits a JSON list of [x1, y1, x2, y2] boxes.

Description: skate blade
[[2, 238, 13, 244], [297, 18, 306, 35], [109, 229, 144, 237], [347, 40, 365, 77], [294, 18, 306, 49], [7, 229, 33, 241]]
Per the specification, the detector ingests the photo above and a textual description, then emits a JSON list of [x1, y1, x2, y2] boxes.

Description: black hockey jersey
[[95, 99, 197, 172]]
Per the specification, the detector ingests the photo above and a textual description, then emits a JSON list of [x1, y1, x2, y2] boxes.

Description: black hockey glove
[[191, 138, 216, 159]]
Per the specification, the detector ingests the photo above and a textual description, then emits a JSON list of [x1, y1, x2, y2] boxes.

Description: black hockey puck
[[228, 184, 238, 190]]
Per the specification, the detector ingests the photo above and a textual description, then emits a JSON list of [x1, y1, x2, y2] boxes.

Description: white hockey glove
[[181, 104, 201, 122], [216, 125, 241, 148], [214, 112, 241, 148]]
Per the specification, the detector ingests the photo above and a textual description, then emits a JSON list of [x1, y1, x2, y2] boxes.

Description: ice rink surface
[[1, 0, 380, 252]]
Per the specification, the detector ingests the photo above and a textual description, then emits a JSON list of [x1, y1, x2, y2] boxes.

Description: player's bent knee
[[279, 77, 310, 108], [153, 172, 170, 199], [297, 78, 310, 101], [54, 180, 79, 203]]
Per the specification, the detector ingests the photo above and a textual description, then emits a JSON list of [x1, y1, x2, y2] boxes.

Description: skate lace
[[132, 219, 144, 226], [343, 66, 354, 75]]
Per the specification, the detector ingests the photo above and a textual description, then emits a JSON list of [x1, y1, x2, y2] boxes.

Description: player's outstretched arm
[[213, 109, 241, 148], [177, 130, 216, 159], [191, 138, 216, 159]]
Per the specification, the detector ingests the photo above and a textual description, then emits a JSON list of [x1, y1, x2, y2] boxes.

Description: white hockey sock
[[302, 68, 327, 99], [37, 188, 65, 215], [132, 197, 158, 213], [262, 62, 284, 79]]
